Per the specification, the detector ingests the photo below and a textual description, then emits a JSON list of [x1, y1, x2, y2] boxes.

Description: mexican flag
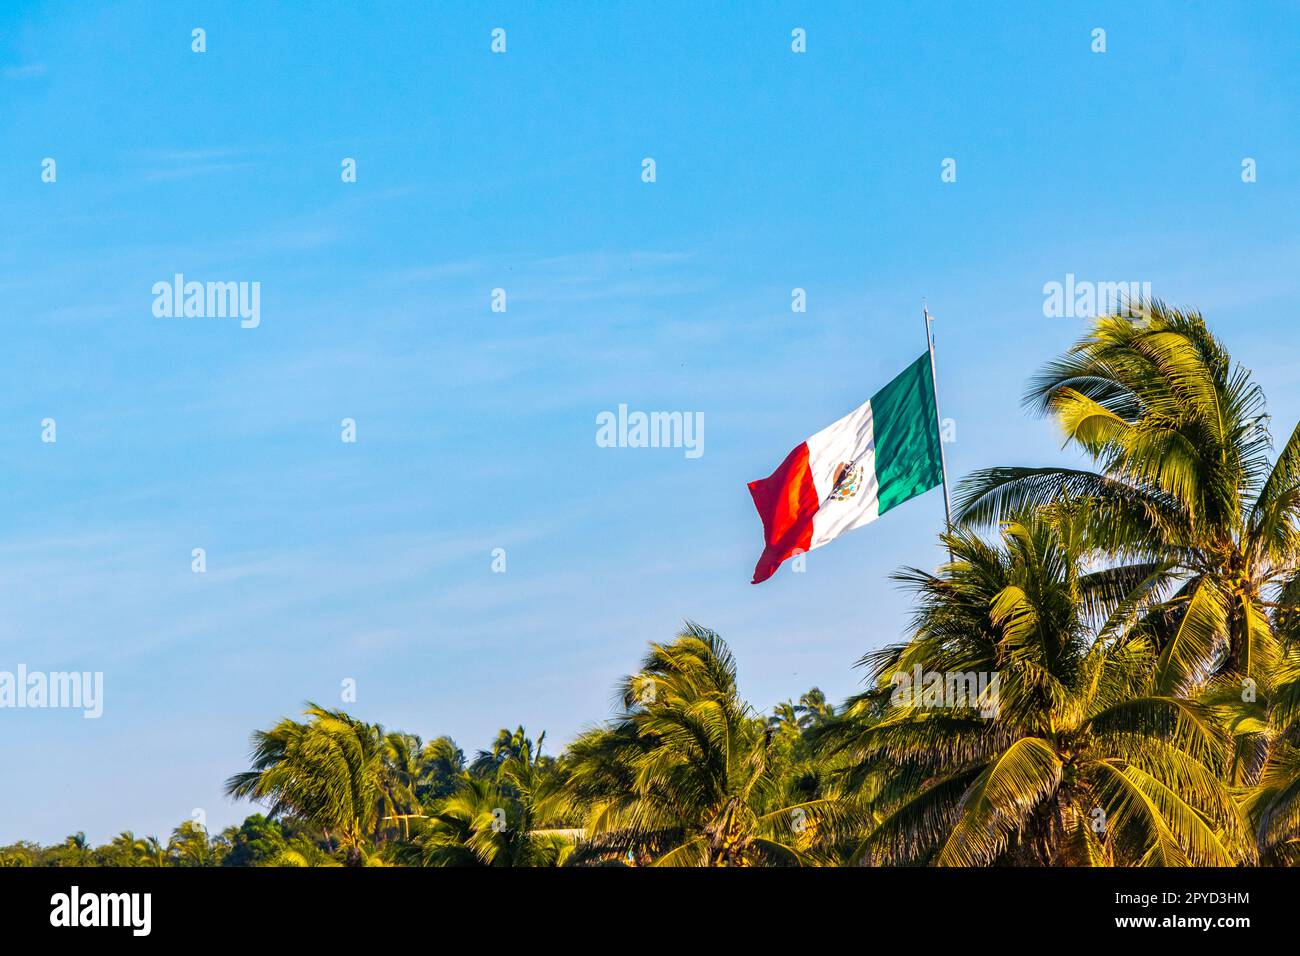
[[747, 352, 945, 584]]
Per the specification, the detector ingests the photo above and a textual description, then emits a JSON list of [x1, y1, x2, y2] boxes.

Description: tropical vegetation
[[5, 303, 1298, 867]]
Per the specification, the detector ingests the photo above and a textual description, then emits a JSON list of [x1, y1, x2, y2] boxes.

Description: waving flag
[[747, 352, 945, 583]]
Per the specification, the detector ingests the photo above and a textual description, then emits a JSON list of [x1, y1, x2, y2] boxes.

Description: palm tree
[[136, 836, 169, 867], [470, 726, 544, 780], [563, 623, 856, 866], [798, 688, 837, 727], [269, 839, 346, 867], [103, 831, 145, 867], [397, 774, 571, 867], [767, 700, 803, 734], [769, 688, 838, 734], [956, 303, 1298, 700], [953, 304, 1300, 859], [382, 732, 425, 817], [225, 703, 400, 865], [818, 511, 1249, 866], [169, 820, 222, 867], [416, 736, 466, 804], [47, 832, 93, 867]]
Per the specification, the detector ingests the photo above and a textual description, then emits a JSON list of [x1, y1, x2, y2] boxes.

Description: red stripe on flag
[[747, 442, 818, 584]]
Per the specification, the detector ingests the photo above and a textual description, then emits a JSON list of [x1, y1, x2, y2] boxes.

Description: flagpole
[[922, 302, 954, 540]]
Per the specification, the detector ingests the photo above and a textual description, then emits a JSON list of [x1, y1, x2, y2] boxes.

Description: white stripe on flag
[[807, 397, 881, 550]]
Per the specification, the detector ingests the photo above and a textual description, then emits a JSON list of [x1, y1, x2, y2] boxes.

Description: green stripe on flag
[[871, 352, 944, 515]]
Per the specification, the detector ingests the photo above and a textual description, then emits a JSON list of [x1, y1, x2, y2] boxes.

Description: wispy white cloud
[[3, 63, 47, 79], [131, 146, 263, 182], [140, 161, 261, 182]]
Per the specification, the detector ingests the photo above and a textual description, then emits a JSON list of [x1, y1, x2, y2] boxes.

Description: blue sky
[[2, 1, 1299, 844]]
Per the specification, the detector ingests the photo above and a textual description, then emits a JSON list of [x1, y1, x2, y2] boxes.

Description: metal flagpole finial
[[922, 300, 937, 347]]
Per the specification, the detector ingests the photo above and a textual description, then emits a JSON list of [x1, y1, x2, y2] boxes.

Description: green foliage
[[560, 623, 862, 866], [10, 304, 1300, 868], [220, 814, 292, 867], [820, 514, 1248, 865], [223, 704, 407, 865]]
